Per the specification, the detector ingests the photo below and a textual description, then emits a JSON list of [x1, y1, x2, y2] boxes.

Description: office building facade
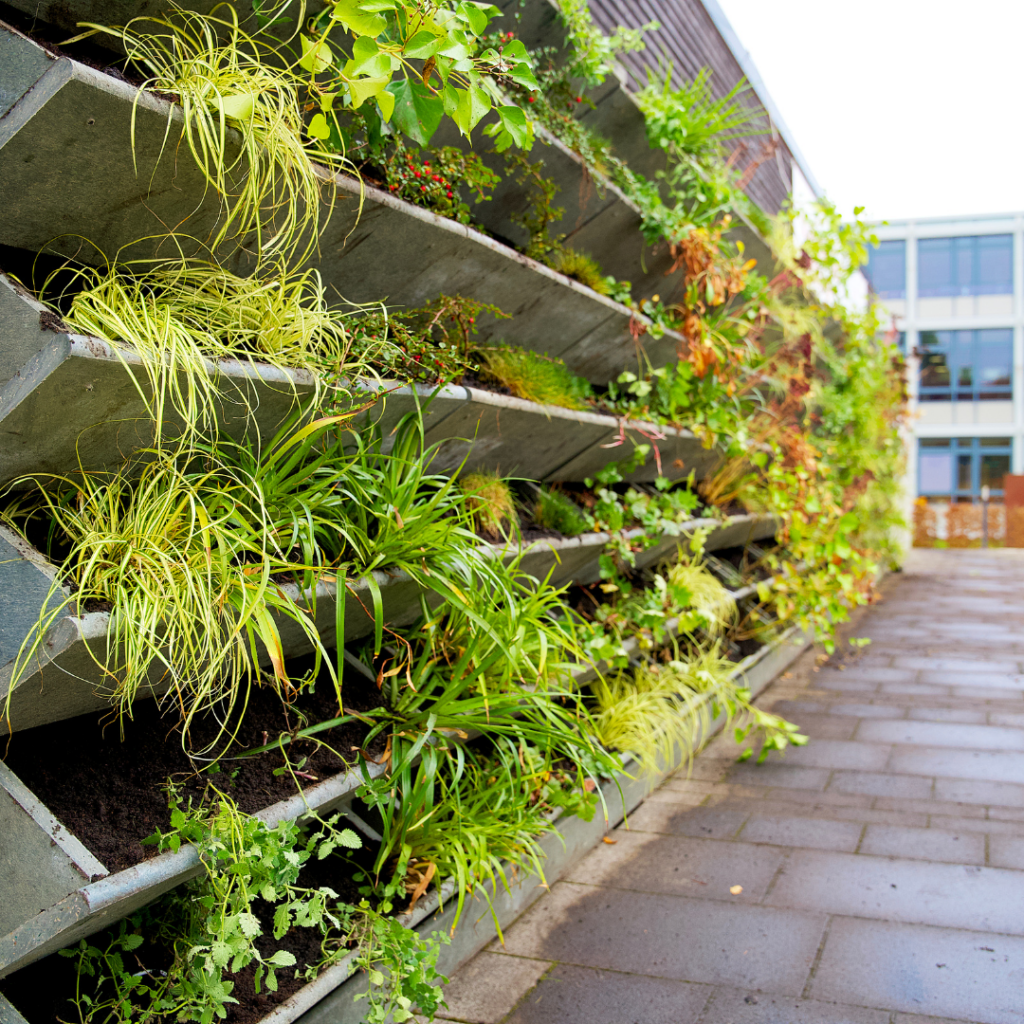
[[867, 213, 1024, 509]]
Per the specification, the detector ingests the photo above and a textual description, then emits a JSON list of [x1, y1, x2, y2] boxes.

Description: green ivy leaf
[[404, 29, 442, 58], [387, 78, 444, 144]]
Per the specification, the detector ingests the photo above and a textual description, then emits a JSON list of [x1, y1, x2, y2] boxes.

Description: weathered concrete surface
[[438, 549, 1024, 1024]]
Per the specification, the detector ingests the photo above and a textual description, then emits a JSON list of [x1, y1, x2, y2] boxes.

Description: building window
[[864, 240, 906, 299], [917, 329, 1012, 402], [918, 437, 1012, 500], [918, 234, 1013, 297]]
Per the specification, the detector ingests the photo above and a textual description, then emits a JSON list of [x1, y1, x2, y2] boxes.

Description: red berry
[[421, 185, 427, 191], [414, 171, 421, 178], [576, 96, 583, 102], [432, 174, 440, 181], [528, 95, 535, 103], [447, 191, 453, 197]]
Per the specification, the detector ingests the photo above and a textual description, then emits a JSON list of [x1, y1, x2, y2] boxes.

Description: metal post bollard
[[981, 485, 991, 549]]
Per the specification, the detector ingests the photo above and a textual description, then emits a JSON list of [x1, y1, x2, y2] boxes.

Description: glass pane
[[919, 453, 952, 493], [982, 437, 1014, 447], [919, 238, 954, 297], [977, 235, 1013, 294], [957, 454, 973, 492], [866, 240, 906, 299], [920, 352, 951, 388], [954, 237, 974, 296], [976, 330, 1013, 388], [953, 334, 973, 386], [981, 454, 1010, 491], [920, 438, 952, 448]]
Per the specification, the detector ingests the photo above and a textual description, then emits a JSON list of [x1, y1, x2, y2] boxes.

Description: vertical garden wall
[[0, 0, 905, 1021]]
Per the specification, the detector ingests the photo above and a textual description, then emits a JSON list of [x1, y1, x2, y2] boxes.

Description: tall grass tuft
[[478, 345, 593, 410]]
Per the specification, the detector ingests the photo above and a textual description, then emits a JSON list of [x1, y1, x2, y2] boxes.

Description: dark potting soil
[[0, 851, 369, 1024], [1, 655, 388, 873]]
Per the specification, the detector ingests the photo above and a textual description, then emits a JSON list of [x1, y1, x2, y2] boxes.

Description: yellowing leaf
[[307, 113, 331, 140], [376, 87, 395, 122], [333, 0, 386, 36], [349, 74, 391, 109], [215, 91, 255, 121], [299, 34, 333, 73]]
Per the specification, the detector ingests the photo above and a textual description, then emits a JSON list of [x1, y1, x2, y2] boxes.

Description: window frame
[[917, 234, 1013, 298], [917, 437, 1013, 500], [916, 328, 1013, 404]]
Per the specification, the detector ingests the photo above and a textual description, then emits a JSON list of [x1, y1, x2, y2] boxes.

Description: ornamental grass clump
[[478, 345, 593, 410], [460, 471, 516, 540], [533, 486, 587, 537], [49, 257, 366, 442], [79, 5, 344, 261]]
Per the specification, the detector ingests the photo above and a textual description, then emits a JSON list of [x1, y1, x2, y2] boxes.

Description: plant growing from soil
[[78, 6, 345, 262], [382, 143, 501, 225], [477, 345, 593, 409], [460, 471, 516, 540], [533, 487, 588, 537], [45, 257, 365, 441], [347, 294, 508, 383]]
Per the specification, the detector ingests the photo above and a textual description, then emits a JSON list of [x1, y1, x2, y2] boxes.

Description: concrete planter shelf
[[0, 561, 798, 1019], [0, 20, 682, 387], [0, 756, 389, 981], [376, 381, 718, 484], [0, 506, 777, 736], [0, 265, 716, 484], [0, 622, 810, 1024]]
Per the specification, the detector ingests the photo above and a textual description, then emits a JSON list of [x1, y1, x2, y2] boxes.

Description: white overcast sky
[[714, 0, 1024, 223]]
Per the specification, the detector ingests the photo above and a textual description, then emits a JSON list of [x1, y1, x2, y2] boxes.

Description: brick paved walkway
[[435, 550, 1024, 1024]]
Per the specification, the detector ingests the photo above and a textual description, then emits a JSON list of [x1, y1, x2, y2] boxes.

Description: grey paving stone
[[697, 988, 891, 1024], [873, 797, 987, 820], [828, 770, 935, 799], [502, 964, 712, 1024], [771, 700, 825, 714], [934, 777, 1024, 808], [858, 825, 986, 865], [499, 882, 826, 994], [737, 814, 863, 852], [775, 712, 859, 740], [625, 803, 749, 839], [562, 831, 784, 901], [766, 850, 1024, 934], [817, 679, 883, 694], [893, 656, 1022, 673], [438, 952, 551, 1023], [809, 917, 1024, 1024], [831, 702, 909, 719], [879, 683, 956, 697], [817, 666, 916, 683], [858, 720, 1024, 752], [888, 748, 1024, 785], [769, 740, 892, 771], [985, 804, 1024, 822], [927, 815, 1024, 837], [908, 707, 989, 724], [988, 835, 1024, 870], [753, 787, 874, 809], [893, 1015, 985, 1024], [951, 686, 1024, 701], [919, 671, 1024, 691], [987, 711, 1024, 728], [725, 762, 831, 791]]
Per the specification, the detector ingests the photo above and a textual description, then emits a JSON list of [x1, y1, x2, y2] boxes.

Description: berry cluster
[[384, 144, 500, 226]]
